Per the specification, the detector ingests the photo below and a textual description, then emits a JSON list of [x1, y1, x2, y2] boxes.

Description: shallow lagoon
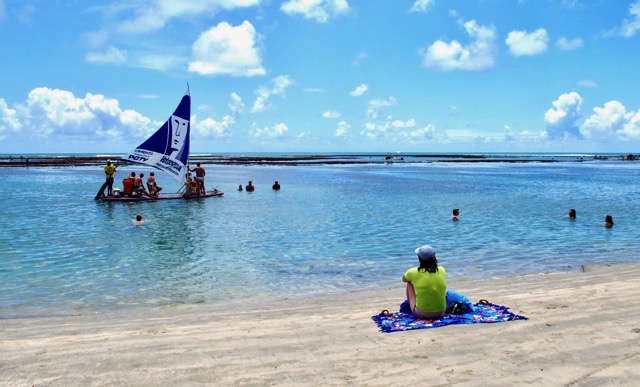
[[1, 158, 638, 317]]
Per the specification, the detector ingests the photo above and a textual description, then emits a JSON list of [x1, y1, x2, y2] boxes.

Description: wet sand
[[2, 263, 639, 385]]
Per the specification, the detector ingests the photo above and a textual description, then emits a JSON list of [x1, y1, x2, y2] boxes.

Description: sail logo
[[128, 155, 149, 163], [159, 155, 181, 169]]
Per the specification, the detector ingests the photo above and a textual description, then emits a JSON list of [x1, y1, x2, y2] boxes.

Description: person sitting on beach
[[452, 208, 459, 220], [246, 180, 255, 192], [238, 184, 243, 192], [568, 209, 576, 219], [147, 172, 163, 196], [272, 180, 281, 190], [402, 245, 447, 319], [605, 215, 614, 228]]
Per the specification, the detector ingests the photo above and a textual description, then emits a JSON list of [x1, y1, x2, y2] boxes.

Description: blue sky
[[1, 0, 639, 154]]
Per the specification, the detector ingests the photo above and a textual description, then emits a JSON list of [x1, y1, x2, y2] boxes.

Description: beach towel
[[372, 300, 528, 333]]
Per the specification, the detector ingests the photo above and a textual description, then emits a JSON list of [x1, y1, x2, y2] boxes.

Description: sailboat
[[97, 85, 224, 202]]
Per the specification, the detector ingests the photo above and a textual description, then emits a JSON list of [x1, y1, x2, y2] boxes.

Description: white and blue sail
[[121, 86, 191, 184]]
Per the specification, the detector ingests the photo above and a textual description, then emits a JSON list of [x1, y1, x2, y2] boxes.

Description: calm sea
[[1, 154, 639, 318]]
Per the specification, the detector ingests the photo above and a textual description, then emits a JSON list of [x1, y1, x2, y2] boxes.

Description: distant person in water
[[568, 209, 576, 219], [452, 208, 459, 220], [238, 184, 243, 192], [402, 245, 447, 320], [133, 213, 143, 226], [246, 180, 255, 192], [272, 180, 281, 190], [605, 215, 614, 228]]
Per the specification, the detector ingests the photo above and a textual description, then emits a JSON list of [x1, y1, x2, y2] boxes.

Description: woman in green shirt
[[402, 245, 447, 319]]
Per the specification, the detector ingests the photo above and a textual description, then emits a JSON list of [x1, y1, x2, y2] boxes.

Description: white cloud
[[409, 0, 435, 13], [620, 0, 640, 37], [15, 87, 154, 141], [189, 21, 265, 77], [366, 96, 397, 120], [86, 45, 127, 64], [117, 0, 261, 34], [349, 84, 368, 96], [506, 28, 549, 56], [544, 92, 583, 139], [280, 0, 350, 23], [323, 110, 340, 118], [251, 75, 294, 113], [335, 120, 349, 137], [0, 98, 22, 139], [195, 115, 234, 138], [556, 37, 583, 50], [421, 19, 497, 71], [577, 80, 598, 88], [581, 100, 640, 139], [229, 92, 244, 117], [250, 122, 289, 137]]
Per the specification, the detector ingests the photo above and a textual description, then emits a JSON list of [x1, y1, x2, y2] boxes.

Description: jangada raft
[[96, 86, 223, 202]]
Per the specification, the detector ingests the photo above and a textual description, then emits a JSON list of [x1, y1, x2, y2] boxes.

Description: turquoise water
[[1, 158, 639, 318]]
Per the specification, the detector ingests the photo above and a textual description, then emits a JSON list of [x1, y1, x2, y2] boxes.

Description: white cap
[[415, 245, 436, 260]]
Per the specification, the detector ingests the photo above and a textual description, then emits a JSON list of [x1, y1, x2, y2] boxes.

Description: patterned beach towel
[[372, 300, 528, 333]]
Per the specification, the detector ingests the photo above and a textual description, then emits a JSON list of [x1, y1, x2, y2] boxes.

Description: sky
[[1, 0, 640, 154]]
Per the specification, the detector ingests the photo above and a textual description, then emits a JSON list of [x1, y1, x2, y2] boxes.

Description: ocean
[[1, 153, 638, 318]]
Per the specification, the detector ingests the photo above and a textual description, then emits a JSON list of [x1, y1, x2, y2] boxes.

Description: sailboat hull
[[100, 190, 224, 202]]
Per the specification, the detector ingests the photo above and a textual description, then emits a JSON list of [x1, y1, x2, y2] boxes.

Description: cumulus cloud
[[195, 115, 234, 138], [366, 96, 397, 120], [251, 75, 294, 113], [0, 98, 22, 139], [280, 0, 350, 23], [556, 37, 583, 50], [86, 45, 127, 64], [409, 0, 435, 13], [323, 110, 340, 118], [349, 84, 368, 96], [620, 0, 640, 37], [335, 120, 349, 137], [544, 92, 583, 139], [421, 19, 497, 71], [194, 92, 245, 138], [582, 100, 640, 139], [117, 0, 261, 34], [10, 87, 154, 141], [506, 28, 549, 56], [188, 20, 265, 77], [250, 122, 289, 137]]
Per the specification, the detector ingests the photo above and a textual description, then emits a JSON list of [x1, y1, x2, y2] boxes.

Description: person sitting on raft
[[402, 245, 447, 319]]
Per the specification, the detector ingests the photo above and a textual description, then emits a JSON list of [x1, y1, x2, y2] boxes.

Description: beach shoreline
[[2, 262, 639, 386]]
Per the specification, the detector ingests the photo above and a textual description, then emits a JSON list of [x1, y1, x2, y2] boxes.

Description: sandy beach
[[2, 263, 640, 386]]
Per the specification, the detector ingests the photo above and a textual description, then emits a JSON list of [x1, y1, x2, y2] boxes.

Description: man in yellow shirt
[[103, 160, 116, 196]]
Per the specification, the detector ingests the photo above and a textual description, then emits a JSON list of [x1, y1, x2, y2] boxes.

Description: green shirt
[[104, 164, 115, 178], [404, 266, 447, 312]]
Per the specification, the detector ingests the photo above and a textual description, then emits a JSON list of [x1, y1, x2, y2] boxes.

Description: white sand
[[2, 263, 640, 386]]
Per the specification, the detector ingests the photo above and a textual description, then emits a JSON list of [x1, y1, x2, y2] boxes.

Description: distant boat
[[96, 85, 223, 202], [385, 152, 404, 163]]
